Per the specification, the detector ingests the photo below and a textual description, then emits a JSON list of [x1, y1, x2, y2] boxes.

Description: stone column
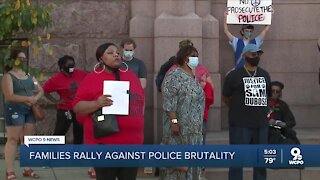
[[130, 0, 222, 143], [196, 0, 221, 131], [130, 0, 156, 144]]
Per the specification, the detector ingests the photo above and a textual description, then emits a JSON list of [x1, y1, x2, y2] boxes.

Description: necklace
[[243, 65, 257, 80]]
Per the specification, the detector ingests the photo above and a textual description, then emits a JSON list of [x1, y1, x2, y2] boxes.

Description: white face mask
[[187, 57, 199, 69], [123, 51, 134, 58]]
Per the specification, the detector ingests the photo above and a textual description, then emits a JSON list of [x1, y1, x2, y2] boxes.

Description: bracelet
[[171, 118, 178, 124]]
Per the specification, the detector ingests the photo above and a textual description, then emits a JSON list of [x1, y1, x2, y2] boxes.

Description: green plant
[[0, 0, 55, 79]]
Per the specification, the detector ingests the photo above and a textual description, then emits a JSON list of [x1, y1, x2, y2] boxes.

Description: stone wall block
[[269, 73, 320, 105], [131, 0, 155, 17], [154, 12, 203, 37], [130, 37, 154, 73], [202, 39, 219, 73], [202, 14, 219, 39], [130, 16, 155, 38], [50, 1, 130, 38], [207, 108, 222, 131], [290, 105, 320, 128], [196, 0, 211, 17], [156, 0, 195, 17], [30, 42, 81, 73], [211, 73, 221, 107], [154, 13, 203, 70], [260, 41, 320, 73]]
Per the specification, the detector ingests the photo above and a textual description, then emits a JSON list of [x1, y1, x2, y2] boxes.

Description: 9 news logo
[[288, 147, 304, 165]]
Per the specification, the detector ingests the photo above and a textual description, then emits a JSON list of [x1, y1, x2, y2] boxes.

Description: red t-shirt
[[43, 69, 87, 110], [73, 70, 145, 145], [203, 82, 214, 121]]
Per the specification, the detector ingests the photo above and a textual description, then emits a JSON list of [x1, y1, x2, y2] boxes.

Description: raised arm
[[258, 7, 274, 41], [224, 11, 234, 41], [258, 25, 271, 41]]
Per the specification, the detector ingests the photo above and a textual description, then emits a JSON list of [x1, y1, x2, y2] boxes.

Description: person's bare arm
[[224, 11, 234, 41], [139, 78, 147, 89], [258, 25, 271, 41], [258, 7, 274, 41], [223, 96, 232, 107]]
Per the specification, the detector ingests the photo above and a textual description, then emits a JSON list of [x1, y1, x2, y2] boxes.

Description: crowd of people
[[2, 10, 303, 180]]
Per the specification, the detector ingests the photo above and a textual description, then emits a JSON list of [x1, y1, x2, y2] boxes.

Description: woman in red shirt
[[43, 55, 87, 144], [73, 42, 145, 180]]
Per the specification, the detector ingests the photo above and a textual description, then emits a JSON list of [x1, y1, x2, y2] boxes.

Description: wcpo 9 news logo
[[288, 147, 304, 165]]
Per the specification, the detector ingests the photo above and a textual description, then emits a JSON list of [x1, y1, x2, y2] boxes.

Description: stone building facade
[[1, 0, 319, 144]]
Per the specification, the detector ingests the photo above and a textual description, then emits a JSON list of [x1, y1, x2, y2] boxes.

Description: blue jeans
[[4, 103, 35, 126], [228, 127, 268, 180]]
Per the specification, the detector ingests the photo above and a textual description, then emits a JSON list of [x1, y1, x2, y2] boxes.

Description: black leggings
[[54, 109, 83, 144], [94, 167, 138, 180]]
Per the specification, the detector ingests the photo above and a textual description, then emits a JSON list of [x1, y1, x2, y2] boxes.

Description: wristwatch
[[171, 118, 178, 124]]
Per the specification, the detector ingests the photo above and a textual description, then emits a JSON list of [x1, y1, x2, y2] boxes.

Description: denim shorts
[[4, 103, 35, 126]]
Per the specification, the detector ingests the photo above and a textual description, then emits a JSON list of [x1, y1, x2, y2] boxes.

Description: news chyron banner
[[21, 138, 315, 168], [227, 0, 273, 25]]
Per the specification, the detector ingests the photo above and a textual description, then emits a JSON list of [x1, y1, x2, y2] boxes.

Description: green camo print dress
[[160, 67, 205, 180]]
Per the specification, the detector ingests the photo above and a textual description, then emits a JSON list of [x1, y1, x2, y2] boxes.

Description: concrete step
[[206, 128, 320, 144], [204, 167, 320, 180]]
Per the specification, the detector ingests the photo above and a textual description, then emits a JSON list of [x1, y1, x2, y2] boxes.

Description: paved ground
[[0, 161, 159, 180], [0, 144, 158, 179]]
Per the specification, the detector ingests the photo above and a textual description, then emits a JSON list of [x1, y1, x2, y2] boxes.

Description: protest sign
[[227, 0, 273, 25]]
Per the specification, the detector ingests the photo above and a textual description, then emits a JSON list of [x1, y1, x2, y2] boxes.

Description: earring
[[93, 62, 105, 74], [119, 61, 129, 72]]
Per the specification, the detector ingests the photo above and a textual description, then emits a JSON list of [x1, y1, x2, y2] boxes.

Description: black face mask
[[63, 64, 75, 74], [245, 56, 260, 66]]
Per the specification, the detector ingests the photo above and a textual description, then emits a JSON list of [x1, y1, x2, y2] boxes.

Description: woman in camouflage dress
[[160, 45, 205, 180]]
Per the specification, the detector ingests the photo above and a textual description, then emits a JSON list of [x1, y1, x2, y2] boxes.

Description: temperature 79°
[[264, 157, 276, 164]]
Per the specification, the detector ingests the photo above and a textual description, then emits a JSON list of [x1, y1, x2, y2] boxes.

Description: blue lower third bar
[[20, 145, 317, 168]]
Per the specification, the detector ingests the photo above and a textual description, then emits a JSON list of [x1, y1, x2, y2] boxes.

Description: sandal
[[88, 168, 96, 179], [6, 171, 17, 180], [22, 168, 40, 179]]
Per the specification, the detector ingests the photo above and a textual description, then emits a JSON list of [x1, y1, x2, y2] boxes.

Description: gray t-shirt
[[122, 57, 147, 78]]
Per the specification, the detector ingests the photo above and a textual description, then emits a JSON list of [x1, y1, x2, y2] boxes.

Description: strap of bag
[[115, 69, 120, 81]]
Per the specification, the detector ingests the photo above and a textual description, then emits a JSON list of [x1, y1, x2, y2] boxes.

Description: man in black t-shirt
[[223, 44, 271, 180]]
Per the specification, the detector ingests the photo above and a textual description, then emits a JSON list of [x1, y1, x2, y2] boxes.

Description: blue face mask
[[123, 51, 134, 58], [187, 57, 199, 69], [243, 31, 252, 39]]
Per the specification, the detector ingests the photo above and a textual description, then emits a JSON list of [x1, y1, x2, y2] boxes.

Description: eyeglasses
[[272, 89, 281, 94]]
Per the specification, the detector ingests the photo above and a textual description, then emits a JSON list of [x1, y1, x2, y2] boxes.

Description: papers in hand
[[103, 81, 130, 115]]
